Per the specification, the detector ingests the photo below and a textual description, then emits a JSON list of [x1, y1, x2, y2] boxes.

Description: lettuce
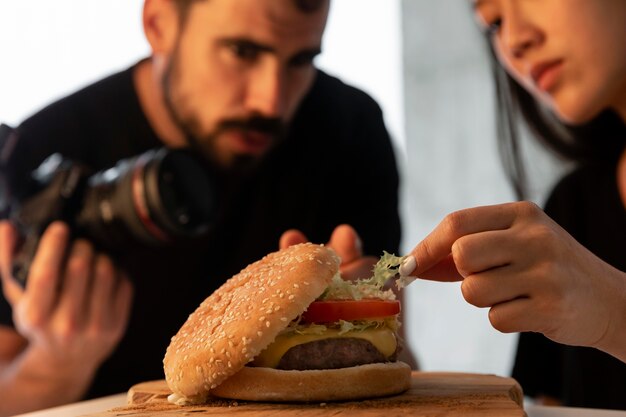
[[317, 251, 407, 301], [368, 251, 407, 288], [280, 317, 398, 336]]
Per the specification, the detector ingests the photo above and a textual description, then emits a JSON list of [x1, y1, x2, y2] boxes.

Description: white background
[[0, 0, 562, 379]]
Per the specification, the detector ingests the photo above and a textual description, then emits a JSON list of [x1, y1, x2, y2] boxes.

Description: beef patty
[[277, 337, 396, 370]]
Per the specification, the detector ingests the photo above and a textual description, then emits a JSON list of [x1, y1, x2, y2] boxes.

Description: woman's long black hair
[[488, 44, 626, 200]]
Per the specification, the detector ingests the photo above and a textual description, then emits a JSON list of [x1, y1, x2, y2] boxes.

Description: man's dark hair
[[487, 42, 626, 200], [172, 0, 327, 23], [292, 0, 328, 13]]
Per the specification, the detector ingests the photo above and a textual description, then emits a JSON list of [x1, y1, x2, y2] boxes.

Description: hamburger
[[163, 243, 411, 404]]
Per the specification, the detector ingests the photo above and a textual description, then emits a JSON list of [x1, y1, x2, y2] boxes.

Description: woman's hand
[[401, 202, 626, 359]]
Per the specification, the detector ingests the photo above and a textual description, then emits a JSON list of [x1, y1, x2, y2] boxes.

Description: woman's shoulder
[[548, 161, 617, 203], [545, 160, 623, 237]]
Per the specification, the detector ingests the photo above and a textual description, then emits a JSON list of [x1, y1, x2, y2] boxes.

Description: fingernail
[[399, 255, 416, 277]]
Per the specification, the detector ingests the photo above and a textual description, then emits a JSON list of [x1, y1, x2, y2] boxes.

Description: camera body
[[0, 124, 216, 286]]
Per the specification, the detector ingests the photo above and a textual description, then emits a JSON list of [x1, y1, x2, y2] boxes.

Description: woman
[[400, 0, 626, 409]]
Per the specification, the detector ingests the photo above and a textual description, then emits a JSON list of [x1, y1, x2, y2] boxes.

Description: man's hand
[[279, 224, 377, 281], [0, 220, 133, 413]]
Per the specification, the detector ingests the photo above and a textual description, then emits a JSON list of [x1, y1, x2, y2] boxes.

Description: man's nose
[[245, 64, 286, 118]]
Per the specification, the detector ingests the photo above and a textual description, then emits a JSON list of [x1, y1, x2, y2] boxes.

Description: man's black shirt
[[0, 63, 401, 398]]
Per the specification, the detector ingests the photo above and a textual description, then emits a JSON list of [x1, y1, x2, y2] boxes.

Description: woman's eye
[[486, 18, 502, 37]]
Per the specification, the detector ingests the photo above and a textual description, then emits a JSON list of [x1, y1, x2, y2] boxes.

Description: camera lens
[[143, 149, 213, 238], [76, 148, 215, 248]]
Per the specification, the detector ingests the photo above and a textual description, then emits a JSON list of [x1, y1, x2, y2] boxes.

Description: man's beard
[[161, 52, 286, 173]]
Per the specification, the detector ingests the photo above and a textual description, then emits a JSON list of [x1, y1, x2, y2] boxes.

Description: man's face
[[162, 0, 328, 170]]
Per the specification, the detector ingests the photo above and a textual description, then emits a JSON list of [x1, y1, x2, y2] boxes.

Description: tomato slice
[[300, 300, 400, 323]]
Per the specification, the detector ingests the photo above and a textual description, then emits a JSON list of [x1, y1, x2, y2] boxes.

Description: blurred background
[[0, 0, 565, 378]]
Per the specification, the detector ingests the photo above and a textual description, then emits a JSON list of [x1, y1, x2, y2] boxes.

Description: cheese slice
[[251, 327, 397, 369]]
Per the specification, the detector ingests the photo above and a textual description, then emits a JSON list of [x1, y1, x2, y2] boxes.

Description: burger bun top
[[163, 243, 340, 403]]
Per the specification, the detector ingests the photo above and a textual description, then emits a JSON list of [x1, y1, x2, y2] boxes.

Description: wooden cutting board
[[83, 372, 526, 416]]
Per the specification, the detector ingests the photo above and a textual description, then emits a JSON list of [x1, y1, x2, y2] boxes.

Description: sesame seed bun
[[163, 243, 340, 403]]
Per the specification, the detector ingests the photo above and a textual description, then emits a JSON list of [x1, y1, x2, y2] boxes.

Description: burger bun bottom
[[211, 361, 412, 402]]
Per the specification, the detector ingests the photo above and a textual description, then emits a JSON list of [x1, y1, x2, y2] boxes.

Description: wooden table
[[84, 371, 526, 416]]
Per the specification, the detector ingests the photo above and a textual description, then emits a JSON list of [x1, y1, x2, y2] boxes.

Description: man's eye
[[290, 54, 316, 68], [230, 43, 259, 61]]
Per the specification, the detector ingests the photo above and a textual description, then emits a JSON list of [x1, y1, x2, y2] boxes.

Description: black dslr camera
[[0, 124, 215, 286]]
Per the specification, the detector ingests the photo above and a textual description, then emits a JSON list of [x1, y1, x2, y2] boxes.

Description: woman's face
[[473, 0, 626, 124]]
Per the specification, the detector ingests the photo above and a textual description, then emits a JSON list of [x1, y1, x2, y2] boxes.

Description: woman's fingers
[[416, 254, 463, 282], [402, 202, 546, 280], [487, 297, 541, 334], [453, 228, 527, 276], [416, 230, 521, 282], [403, 203, 521, 278], [460, 264, 531, 308]]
